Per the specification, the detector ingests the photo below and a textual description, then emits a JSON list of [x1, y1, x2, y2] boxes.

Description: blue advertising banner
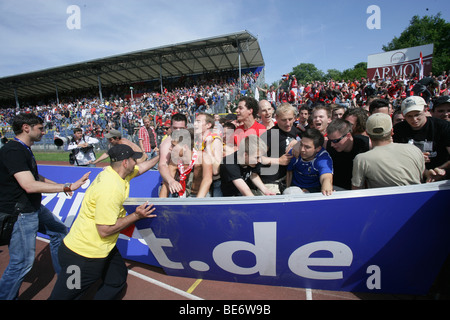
[[38, 165, 450, 295]]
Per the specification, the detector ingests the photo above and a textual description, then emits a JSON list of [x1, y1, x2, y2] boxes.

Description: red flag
[[419, 52, 424, 79]]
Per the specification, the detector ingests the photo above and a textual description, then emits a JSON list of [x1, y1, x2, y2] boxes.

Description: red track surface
[[1, 238, 440, 301]]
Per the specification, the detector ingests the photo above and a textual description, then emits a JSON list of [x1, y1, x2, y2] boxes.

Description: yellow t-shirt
[[64, 165, 139, 258]]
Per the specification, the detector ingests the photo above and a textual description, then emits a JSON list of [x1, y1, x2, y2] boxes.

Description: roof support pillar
[[98, 75, 103, 104], [237, 41, 242, 91], [239, 50, 242, 91], [14, 88, 19, 108], [159, 56, 163, 94], [55, 84, 60, 105]]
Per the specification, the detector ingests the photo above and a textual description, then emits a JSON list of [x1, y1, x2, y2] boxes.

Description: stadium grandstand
[[0, 30, 264, 107], [0, 30, 265, 150]]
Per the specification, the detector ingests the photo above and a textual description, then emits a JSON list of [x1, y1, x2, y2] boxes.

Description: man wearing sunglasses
[[326, 119, 370, 190]]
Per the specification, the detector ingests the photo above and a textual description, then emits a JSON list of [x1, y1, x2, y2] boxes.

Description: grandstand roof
[[0, 30, 264, 104]]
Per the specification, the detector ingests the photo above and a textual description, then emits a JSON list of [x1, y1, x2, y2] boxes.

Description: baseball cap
[[366, 113, 392, 137], [401, 96, 426, 115], [108, 144, 143, 162], [105, 129, 122, 139], [433, 95, 450, 109]]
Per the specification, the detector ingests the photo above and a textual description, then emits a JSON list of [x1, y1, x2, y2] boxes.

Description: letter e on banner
[[288, 241, 353, 280]]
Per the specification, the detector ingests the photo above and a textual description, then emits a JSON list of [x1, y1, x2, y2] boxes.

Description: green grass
[[33, 151, 109, 163], [34, 151, 71, 162]]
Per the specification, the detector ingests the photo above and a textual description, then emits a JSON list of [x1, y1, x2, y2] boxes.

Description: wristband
[[63, 183, 72, 196]]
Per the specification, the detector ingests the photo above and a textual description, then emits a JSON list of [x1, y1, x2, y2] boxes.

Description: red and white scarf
[[177, 149, 198, 197]]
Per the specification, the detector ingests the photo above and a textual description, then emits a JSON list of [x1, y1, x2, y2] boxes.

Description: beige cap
[[401, 96, 426, 115], [105, 129, 122, 139], [366, 113, 392, 136]]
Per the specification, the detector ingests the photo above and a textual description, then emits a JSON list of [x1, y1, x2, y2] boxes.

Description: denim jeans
[[0, 205, 67, 300], [146, 151, 158, 170], [210, 179, 223, 197]]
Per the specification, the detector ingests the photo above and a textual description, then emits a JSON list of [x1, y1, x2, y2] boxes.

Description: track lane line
[[127, 269, 204, 300], [187, 279, 203, 294], [37, 237, 203, 300]]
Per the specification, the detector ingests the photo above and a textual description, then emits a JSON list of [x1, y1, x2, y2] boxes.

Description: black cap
[[433, 95, 450, 109], [108, 144, 143, 162]]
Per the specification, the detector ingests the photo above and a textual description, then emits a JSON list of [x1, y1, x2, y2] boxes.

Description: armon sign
[[367, 44, 433, 80]]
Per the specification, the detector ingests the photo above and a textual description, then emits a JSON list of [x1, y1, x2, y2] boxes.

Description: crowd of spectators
[[0, 69, 261, 144], [1, 67, 448, 195]]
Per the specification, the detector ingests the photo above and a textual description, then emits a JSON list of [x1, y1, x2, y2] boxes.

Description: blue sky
[[0, 0, 449, 86]]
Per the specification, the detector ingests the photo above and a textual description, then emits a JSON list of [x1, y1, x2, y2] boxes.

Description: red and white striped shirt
[[138, 126, 157, 152]]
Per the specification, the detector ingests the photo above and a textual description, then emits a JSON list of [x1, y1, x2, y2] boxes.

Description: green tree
[[341, 62, 368, 81], [290, 63, 325, 83], [324, 69, 342, 81], [382, 13, 450, 74]]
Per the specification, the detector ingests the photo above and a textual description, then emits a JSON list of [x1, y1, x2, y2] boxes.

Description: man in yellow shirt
[[49, 144, 159, 300]]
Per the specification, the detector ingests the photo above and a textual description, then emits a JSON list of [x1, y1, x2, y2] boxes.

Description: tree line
[[277, 13, 449, 85]]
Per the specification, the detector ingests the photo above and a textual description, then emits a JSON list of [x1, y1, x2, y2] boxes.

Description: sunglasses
[[330, 132, 350, 144]]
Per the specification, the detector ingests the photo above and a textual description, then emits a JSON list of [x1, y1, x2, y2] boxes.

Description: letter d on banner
[[212, 222, 277, 276]]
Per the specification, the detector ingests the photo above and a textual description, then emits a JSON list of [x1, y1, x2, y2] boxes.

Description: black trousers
[[49, 242, 127, 300]]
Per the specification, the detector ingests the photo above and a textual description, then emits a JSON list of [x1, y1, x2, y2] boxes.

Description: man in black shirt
[[393, 96, 449, 179], [220, 135, 275, 197], [412, 77, 439, 103], [259, 103, 302, 194], [0, 114, 90, 300], [326, 119, 370, 190]]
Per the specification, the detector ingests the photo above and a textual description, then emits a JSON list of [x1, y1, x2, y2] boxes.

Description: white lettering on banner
[[139, 228, 184, 269], [212, 222, 277, 276], [288, 241, 353, 280], [41, 193, 57, 206], [64, 192, 85, 227], [42, 179, 91, 225], [140, 222, 355, 282], [370, 63, 422, 80]]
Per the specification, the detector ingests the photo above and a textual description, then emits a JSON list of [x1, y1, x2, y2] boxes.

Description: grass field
[[33, 151, 109, 163], [33, 151, 70, 162]]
